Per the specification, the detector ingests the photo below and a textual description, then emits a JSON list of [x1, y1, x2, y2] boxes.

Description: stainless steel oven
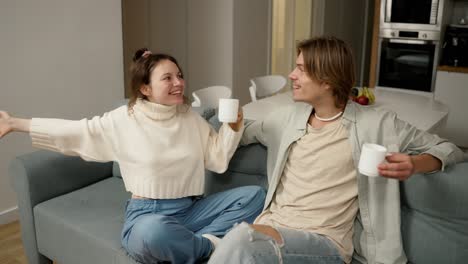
[[380, 0, 448, 31], [377, 29, 440, 92]]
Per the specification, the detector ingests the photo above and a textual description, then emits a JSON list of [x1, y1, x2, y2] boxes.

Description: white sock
[[202, 234, 221, 253]]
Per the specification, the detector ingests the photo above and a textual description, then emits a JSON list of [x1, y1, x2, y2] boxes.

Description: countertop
[[373, 88, 448, 133], [437, 65, 468, 74]]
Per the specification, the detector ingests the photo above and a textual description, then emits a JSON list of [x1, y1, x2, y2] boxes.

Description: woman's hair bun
[[133, 48, 150, 62]]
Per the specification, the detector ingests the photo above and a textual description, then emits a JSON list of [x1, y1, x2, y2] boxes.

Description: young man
[[208, 36, 464, 264]]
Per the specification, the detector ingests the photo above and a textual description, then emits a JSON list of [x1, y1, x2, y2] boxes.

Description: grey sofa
[[10, 114, 468, 264]]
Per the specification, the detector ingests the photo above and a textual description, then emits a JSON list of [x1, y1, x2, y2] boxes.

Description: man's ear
[[140, 85, 151, 96], [322, 82, 331, 91]]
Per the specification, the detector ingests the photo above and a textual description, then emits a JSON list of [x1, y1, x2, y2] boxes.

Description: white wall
[[187, 0, 234, 95], [233, 0, 270, 104], [435, 71, 468, 148], [186, 0, 270, 105], [0, 0, 124, 224], [149, 0, 188, 75]]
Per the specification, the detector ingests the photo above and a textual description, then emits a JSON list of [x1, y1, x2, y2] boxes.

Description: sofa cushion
[[113, 162, 122, 178], [205, 143, 268, 195], [191, 106, 216, 120], [34, 177, 137, 264], [400, 162, 468, 264], [208, 114, 222, 130], [228, 143, 267, 176]]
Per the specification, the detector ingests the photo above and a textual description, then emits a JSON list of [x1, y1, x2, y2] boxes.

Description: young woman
[[0, 48, 266, 264]]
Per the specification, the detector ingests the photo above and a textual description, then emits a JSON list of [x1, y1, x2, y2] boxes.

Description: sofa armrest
[[400, 161, 468, 218], [9, 150, 113, 264], [400, 161, 468, 264]]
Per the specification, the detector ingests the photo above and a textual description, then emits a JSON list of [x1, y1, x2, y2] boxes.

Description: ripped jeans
[[208, 222, 343, 264], [121, 186, 266, 264]]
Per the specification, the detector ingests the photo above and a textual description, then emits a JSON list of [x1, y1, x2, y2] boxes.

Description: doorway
[[270, 0, 313, 91]]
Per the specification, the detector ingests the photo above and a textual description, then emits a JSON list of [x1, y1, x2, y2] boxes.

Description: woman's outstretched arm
[[0, 111, 31, 138], [1, 109, 118, 162]]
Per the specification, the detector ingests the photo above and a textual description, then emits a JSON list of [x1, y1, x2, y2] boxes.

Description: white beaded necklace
[[314, 111, 343, 122]]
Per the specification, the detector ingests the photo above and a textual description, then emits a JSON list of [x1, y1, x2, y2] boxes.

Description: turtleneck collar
[[133, 98, 178, 120]]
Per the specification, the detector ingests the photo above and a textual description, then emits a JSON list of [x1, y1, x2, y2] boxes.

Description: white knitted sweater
[[30, 99, 243, 199]]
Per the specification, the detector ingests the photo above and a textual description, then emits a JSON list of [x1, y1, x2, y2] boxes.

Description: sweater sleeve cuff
[[30, 118, 61, 152], [220, 122, 244, 147]]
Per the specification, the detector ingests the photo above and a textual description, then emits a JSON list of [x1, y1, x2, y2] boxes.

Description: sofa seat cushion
[[33, 177, 137, 264]]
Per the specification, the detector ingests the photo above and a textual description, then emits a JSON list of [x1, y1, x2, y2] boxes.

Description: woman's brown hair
[[128, 48, 190, 111], [297, 36, 356, 108]]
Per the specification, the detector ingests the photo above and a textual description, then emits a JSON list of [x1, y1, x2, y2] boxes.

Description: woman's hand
[[228, 108, 243, 132], [0, 111, 31, 138], [0, 111, 13, 138]]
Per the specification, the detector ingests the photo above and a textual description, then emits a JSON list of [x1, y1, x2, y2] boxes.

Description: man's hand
[[378, 153, 442, 180], [0, 111, 13, 139], [378, 153, 415, 181], [228, 108, 243, 132]]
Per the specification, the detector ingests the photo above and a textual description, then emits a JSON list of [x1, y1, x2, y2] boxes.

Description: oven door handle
[[389, 39, 430, 45]]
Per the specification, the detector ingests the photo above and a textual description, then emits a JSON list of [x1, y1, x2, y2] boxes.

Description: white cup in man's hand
[[358, 143, 388, 177], [218, 98, 239, 123]]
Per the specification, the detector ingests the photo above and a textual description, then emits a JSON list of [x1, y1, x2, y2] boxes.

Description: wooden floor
[[0, 221, 27, 264]]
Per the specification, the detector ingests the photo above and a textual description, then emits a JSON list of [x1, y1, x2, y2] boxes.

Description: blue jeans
[[121, 186, 266, 264], [208, 222, 343, 264]]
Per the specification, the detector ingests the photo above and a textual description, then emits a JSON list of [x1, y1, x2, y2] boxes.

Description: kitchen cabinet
[[434, 70, 468, 147]]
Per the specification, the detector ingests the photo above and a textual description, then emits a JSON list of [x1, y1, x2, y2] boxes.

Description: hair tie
[[142, 50, 152, 58]]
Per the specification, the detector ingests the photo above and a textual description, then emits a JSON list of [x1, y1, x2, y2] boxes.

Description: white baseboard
[[0, 206, 19, 225]]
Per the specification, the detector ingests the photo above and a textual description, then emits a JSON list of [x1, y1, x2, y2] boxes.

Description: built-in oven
[[377, 29, 440, 93], [380, 0, 448, 31]]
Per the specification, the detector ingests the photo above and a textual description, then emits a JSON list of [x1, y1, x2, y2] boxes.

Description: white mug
[[358, 143, 388, 177], [218, 98, 239, 123]]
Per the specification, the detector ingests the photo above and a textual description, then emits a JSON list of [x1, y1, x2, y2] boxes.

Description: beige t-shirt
[[255, 119, 358, 263]]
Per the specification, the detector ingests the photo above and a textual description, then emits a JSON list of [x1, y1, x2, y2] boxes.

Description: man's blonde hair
[[297, 36, 356, 108]]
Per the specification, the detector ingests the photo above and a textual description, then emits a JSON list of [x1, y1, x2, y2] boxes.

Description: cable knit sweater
[[29, 99, 244, 199]]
